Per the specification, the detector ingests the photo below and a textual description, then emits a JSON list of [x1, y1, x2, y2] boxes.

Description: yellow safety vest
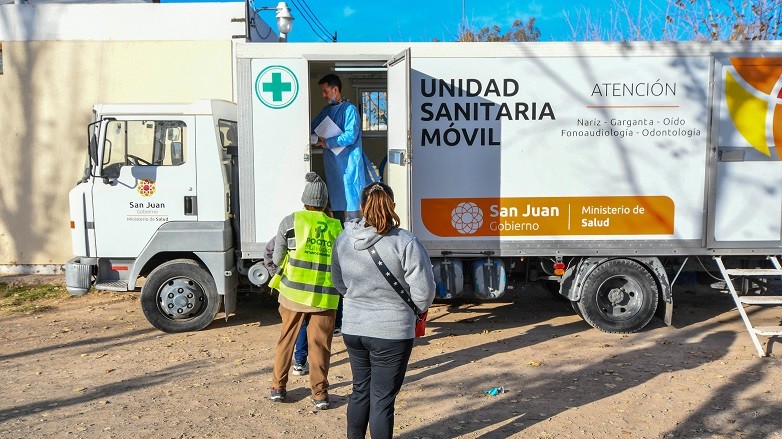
[[268, 210, 342, 309]]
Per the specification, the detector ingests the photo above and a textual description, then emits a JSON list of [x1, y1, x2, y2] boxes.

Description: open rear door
[[709, 56, 782, 247], [386, 49, 412, 229]]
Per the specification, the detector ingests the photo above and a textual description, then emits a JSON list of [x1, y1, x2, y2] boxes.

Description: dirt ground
[[1, 275, 781, 439]]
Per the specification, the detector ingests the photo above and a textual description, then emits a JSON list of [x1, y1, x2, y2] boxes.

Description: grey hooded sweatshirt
[[331, 220, 435, 340]]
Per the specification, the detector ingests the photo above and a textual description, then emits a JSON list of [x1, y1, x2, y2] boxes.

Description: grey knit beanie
[[301, 172, 328, 208]]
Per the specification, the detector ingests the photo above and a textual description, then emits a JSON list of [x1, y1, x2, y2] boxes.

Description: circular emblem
[[451, 202, 484, 234], [255, 65, 299, 109], [138, 179, 156, 197]]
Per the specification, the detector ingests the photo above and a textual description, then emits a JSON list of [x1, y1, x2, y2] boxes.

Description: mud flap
[[193, 250, 238, 321], [221, 267, 238, 320], [223, 281, 237, 321], [657, 295, 673, 326], [643, 257, 673, 326]]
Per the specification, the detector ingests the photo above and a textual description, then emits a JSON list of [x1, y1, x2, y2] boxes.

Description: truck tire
[[570, 300, 583, 319], [575, 259, 658, 334], [141, 259, 220, 333]]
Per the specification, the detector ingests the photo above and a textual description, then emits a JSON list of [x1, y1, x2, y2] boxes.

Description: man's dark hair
[[318, 74, 342, 92]]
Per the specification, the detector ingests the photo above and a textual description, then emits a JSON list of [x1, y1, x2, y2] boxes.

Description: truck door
[[92, 116, 197, 258], [386, 49, 412, 229], [239, 58, 310, 250], [709, 56, 782, 246]]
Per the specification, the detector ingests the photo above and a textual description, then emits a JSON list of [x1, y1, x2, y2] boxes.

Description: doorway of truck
[[306, 53, 412, 227], [306, 58, 395, 214]]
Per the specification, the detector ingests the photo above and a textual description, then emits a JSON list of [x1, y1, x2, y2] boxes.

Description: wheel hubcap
[[157, 277, 205, 319], [595, 275, 643, 321]]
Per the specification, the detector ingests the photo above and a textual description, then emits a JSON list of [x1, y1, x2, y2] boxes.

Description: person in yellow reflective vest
[[268, 172, 343, 410]]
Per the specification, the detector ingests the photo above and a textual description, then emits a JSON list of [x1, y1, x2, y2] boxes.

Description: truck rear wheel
[[141, 259, 220, 333], [575, 259, 658, 333], [570, 300, 583, 319]]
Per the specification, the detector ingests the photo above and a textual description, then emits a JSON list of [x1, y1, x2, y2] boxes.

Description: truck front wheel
[[575, 259, 658, 333], [141, 259, 220, 333]]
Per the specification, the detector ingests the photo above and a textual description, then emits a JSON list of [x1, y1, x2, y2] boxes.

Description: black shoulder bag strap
[[366, 244, 422, 316]]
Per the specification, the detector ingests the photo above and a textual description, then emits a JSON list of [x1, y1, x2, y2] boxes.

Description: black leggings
[[343, 334, 414, 439]]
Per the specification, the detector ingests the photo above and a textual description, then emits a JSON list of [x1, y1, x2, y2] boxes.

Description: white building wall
[[0, 3, 254, 41]]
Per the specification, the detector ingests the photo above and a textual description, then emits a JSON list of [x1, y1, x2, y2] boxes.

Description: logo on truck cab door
[[137, 179, 156, 197], [255, 65, 299, 109]]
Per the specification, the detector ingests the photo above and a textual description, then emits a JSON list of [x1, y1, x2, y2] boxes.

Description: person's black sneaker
[[311, 394, 330, 410], [269, 387, 287, 402]]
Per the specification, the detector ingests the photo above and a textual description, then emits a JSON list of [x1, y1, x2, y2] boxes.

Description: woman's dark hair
[[361, 182, 399, 234]]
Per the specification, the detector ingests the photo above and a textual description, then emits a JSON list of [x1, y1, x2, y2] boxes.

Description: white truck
[[66, 41, 782, 338]]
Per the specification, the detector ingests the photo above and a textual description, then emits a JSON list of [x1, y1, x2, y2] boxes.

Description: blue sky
[[261, 0, 672, 42]]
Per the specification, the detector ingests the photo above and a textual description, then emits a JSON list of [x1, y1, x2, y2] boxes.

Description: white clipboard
[[314, 116, 345, 155]]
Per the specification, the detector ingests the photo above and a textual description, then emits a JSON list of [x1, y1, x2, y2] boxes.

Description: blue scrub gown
[[311, 100, 369, 213]]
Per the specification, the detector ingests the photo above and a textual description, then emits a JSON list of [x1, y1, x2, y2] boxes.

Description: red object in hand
[[415, 310, 428, 338]]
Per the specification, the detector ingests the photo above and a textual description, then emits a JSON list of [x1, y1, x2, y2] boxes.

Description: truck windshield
[[101, 120, 187, 178]]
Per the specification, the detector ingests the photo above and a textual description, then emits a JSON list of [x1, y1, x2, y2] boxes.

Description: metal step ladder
[[714, 255, 782, 357]]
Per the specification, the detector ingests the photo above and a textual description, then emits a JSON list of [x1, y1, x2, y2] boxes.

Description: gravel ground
[[1, 274, 781, 439]]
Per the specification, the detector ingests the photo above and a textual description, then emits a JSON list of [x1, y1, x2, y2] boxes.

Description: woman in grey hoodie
[[331, 182, 435, 439]]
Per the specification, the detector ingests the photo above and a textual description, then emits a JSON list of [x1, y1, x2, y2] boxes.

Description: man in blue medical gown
[[311, 74, 369, 222]]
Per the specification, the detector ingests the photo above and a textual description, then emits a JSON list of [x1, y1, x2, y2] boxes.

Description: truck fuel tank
[[432, 258, 464, 299], [471, 258, 507, 300]]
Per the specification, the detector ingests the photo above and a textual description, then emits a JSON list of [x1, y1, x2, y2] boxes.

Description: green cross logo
[[263, 73, 291, 101], [255, 65, 299, 109]]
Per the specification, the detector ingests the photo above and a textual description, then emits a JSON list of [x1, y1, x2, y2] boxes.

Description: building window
[[360, 90, 387, 136], [0, 43, 3, 74]]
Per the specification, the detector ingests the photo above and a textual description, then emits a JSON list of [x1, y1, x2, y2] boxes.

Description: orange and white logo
[[422, 196, 674, 237], [724, 57, 782, 159], [137, 179, 156, 197]]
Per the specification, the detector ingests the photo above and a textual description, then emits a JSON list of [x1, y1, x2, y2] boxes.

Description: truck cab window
[[218, 119, 238, 149], [101, 120, 187, 178]]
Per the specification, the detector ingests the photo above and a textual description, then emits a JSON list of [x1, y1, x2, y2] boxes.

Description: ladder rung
[[724, 269, 782, 276], [739, 296, 782, 305], [753, 326, 782, 336]]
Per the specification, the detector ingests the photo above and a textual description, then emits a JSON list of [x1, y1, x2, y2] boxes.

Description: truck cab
[[67, 100, 239, 332]]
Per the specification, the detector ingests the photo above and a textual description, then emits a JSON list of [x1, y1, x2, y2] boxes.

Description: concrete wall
[[0, 3, 256, 268]]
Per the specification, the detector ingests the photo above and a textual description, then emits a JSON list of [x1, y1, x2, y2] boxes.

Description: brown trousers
[[272, 305, 336, 398]]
